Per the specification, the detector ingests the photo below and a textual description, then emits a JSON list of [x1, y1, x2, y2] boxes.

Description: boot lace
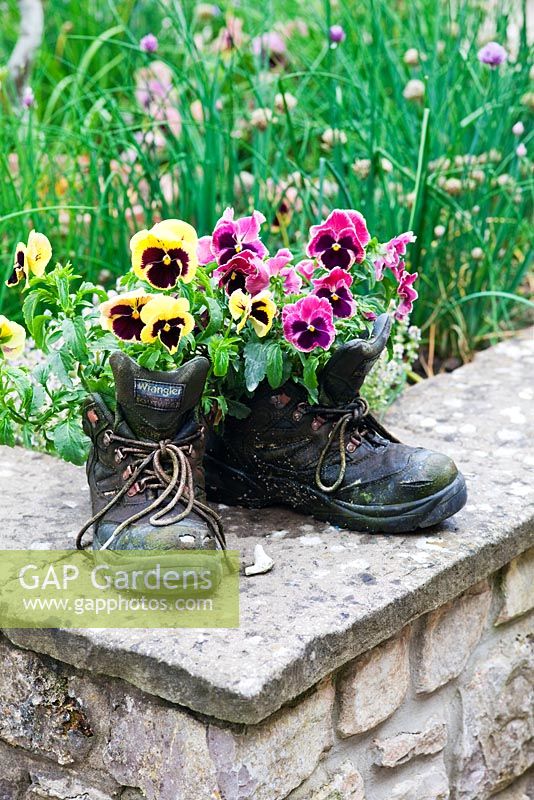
[[76, 427, 226, 552], [301, 397, 398, 494]]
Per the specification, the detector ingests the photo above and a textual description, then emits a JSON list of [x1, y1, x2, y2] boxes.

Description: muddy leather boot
[[77, 352, 225, 553], [205, 315, 467, 533]]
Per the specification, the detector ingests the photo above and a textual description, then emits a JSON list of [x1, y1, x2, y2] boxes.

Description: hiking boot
[[77, 352, 226, 554], [205, 315, 467, 533]]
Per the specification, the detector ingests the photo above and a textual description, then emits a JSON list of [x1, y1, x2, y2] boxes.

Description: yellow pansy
[[100, 290, 154, 342], [229, 289, 276, 337], [6, 230, 52, 287], [130, 219, 198, 290], [140, 295, 194, 354], [0, 315, 26, 359]]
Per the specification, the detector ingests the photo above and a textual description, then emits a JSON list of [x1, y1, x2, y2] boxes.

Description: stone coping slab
[[1, 330, 533, 725]]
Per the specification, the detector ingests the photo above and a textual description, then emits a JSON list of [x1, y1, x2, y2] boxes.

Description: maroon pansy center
[[290, 316, 332, 350], [141, 246, 190, 289], [7, 249, 26, 286], [151, 316, 186, 350], [314, 285, 353, 318], [109, 302, 147, 341]]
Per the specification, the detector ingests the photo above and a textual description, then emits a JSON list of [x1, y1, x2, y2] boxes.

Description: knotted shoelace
[[301, 397, 398, 493], [76, 429, 226, 552]]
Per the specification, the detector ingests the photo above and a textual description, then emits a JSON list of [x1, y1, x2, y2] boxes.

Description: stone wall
[[1, 549, 532, 800]]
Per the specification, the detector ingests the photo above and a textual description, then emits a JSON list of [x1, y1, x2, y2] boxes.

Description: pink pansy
[[214, 16, 245, 53], [295, 259, 317, 281], [213, 251, 269, 296], [312, 267, 356, 319], [306, 209, 369, 270], [394, 270, 418, 321], [200, 207, 269, 266], [282, 296, 335, 352], [363, 310, 377, 321], [266, 249, 302, 294], [373, 231, 416, 280]]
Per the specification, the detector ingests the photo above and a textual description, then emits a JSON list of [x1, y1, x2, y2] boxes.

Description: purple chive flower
[[22, 86, 35, 108], [312, 267, 355, 319], [306, 209, 370, 270], [198, 207, 268, 266], [282, 295, 335, 352], [394, 270, 418, 321], [477, 41, 507, 67], [212, 251, 269, 296], [265, 249, 302, 294], [516, 142, 527, 158], [140, 33, 159, 53], [329, 25, 346, 45]]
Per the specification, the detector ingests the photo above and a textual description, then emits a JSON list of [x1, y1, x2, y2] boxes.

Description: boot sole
[[205, 455, 467, 534]]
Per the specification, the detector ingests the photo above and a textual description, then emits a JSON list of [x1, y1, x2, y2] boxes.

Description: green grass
[[0, 0, 532, 362]]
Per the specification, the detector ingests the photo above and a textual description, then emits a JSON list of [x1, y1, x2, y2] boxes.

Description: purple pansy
[[212, 251, 270, 296], [266, 249, 302, 294], [394, 270, 418, 321], [198, 207, 268, 266], [306, 209, 370, 270], [282, 295, 335, 352], [478, 42, 507, 67], [312, 267, 356, 319]]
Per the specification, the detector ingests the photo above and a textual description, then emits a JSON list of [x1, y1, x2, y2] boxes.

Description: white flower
[[471, 247, 484, 261], [352, 158, 372, 179], [321, 128, 348, 147], [250, 107, 275, 131], [434, 224, 446, 238], [403, 48, 420, 66], [403, 79, 425, 101], [512, 121, 524, 136], [516, 143, 527, 158], [274, 92, 297, 113]]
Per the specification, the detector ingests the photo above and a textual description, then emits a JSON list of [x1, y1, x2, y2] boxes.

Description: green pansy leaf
[[0, 414, 15, 447], [52, 417, 90, 465], [266, 342, 284, 388], [244, 341, 268, 392]]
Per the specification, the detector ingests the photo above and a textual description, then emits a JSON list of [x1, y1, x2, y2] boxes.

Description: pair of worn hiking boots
[[78, 315, 467, 555]]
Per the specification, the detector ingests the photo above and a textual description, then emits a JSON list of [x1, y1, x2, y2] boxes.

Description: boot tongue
[[110, 352, 209, 441], [319, 313, 392, 405]]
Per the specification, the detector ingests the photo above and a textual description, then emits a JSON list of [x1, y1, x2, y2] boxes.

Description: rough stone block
[[492, 769, 534, 799], [496, 548, 534, 624], [0, 739, 30, 799], [304, 761, 366, 800], [455, 626, 534, 799], [413, 581, 491, 693], [22, 774, 115, 800], [103, 689, 218, 800], [372, 720, 447, 767], [0, 639, 94, 766], [336, 629, 410, 737], [389, 762, 449, 800], [208, 679, 334, 800]]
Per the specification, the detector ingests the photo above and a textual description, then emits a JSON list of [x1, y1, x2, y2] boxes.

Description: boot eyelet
[[102, 430, 113, 447], [311, 419, 322, 431], [114, 448, 125, 464], [292, 411, 303, 422], [346, 441, 357, 453]]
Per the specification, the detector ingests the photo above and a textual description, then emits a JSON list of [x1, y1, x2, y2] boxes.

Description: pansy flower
[[130, 219, 198, 289], [213, 251, 270, 296], [394, 270, 418, 321], [6, 230, 52, 287], [373, 231, 416, 280], [229, 289, 277, 337], [140, 295, 194, 354], [306, 209, 370, 270], [198, 207, 268, 266], [100, 291, 153, 342], [0, 315, 26, 359], [282, 295, 335, 352], [295, 259, 316, 281], [265, 249, 302, 294], [312, 267, 356, 319]]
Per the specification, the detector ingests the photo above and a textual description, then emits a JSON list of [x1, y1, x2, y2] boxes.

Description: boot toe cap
[[403, 448, 459, 497]]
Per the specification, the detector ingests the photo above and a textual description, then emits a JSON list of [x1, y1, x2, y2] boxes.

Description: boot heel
[[205, 455, 269, 508]]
